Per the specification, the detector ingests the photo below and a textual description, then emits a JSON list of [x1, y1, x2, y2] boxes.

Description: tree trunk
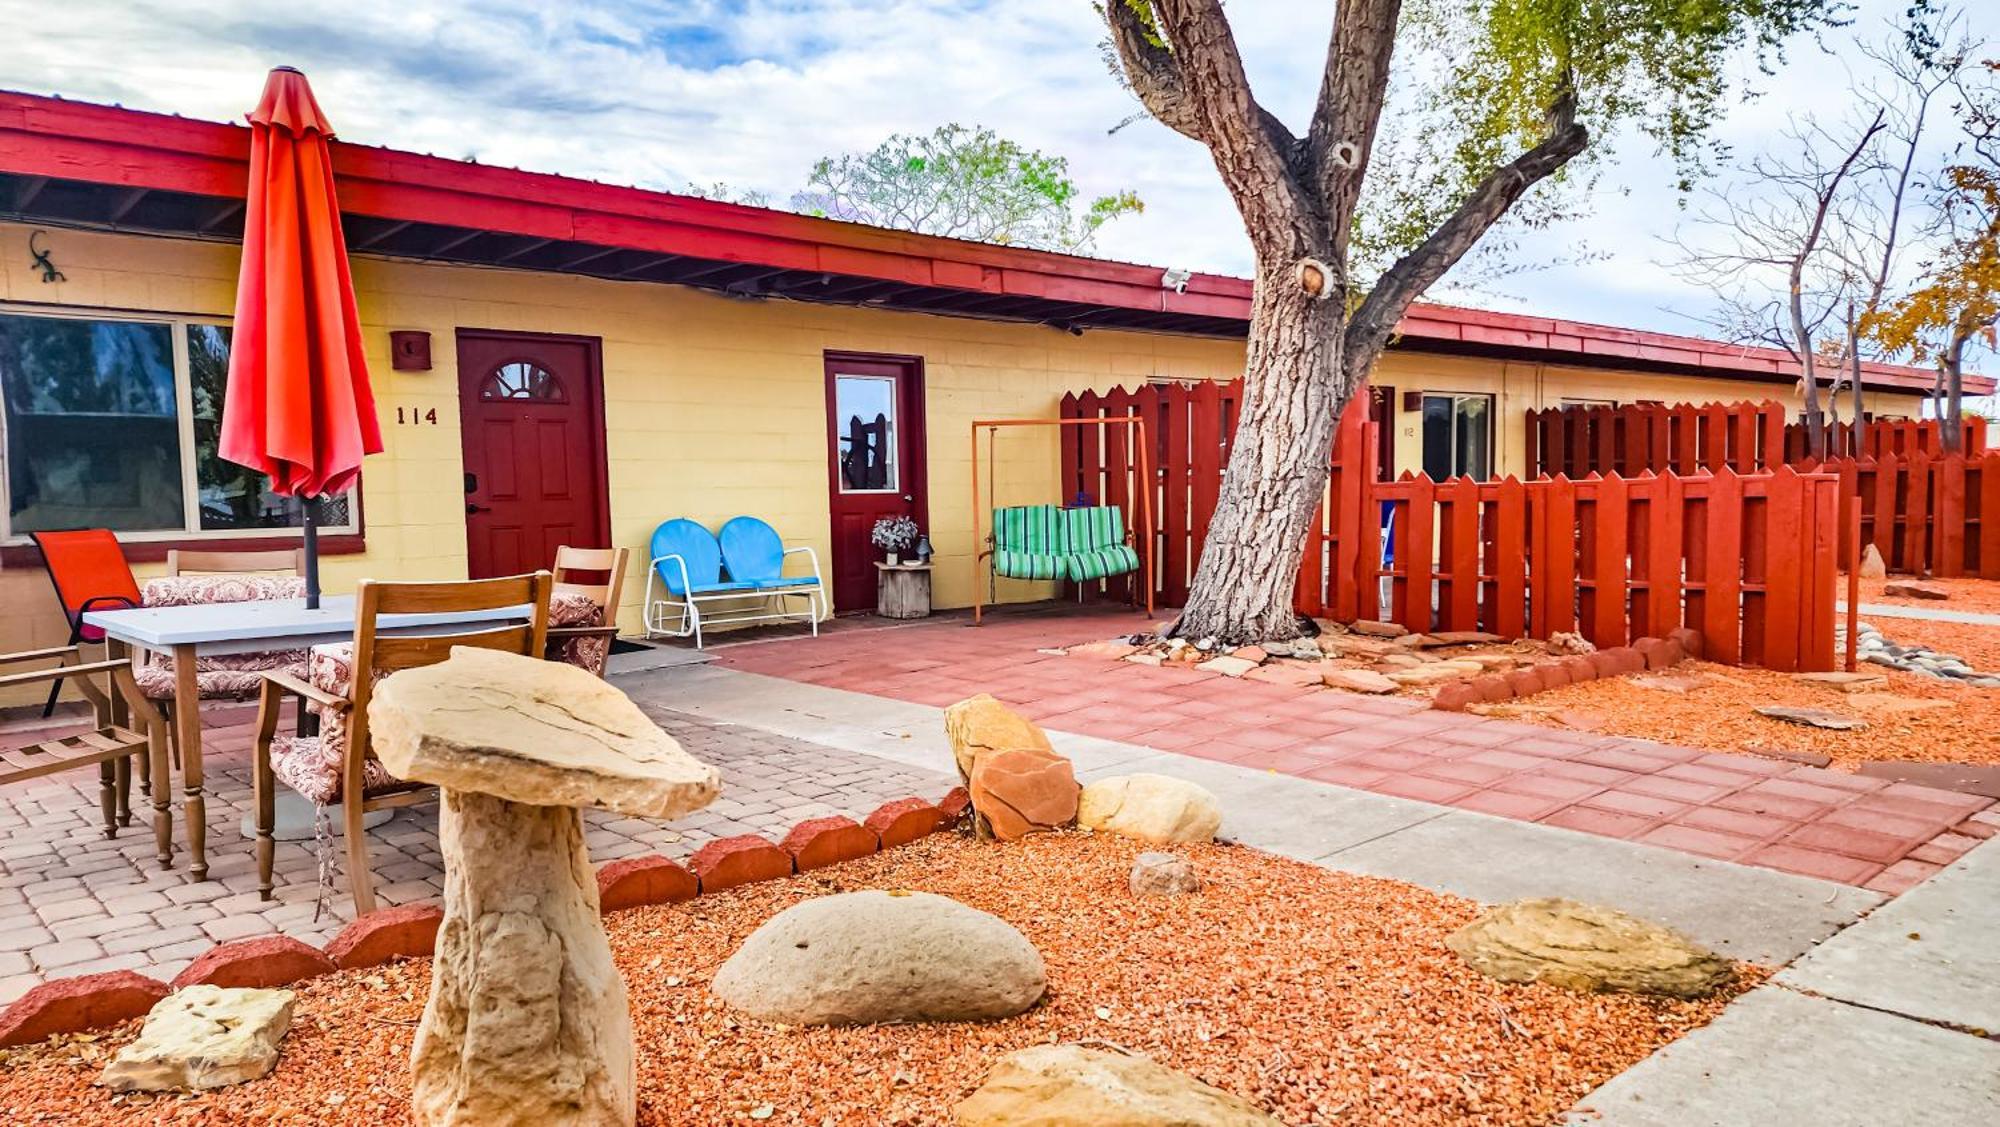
[[1171, 264, 1345, 644]]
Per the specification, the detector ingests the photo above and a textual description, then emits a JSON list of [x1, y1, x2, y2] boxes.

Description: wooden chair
[[0, 646, 164, 842], [166, 548, 305, 576], [547, 545, 629, 678], [251, 571, 553, 915]]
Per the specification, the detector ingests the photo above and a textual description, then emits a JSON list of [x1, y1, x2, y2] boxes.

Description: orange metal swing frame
[[970, 415, 1154, 625]]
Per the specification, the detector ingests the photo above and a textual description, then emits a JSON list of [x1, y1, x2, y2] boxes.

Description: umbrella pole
[[302, 499, 321, 610]]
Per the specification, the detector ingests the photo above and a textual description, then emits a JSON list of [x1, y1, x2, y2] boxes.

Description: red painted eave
[[0, 89, 1987, 395]]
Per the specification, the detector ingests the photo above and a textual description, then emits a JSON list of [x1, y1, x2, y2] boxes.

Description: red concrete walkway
[[718, 608, 1998, 895]]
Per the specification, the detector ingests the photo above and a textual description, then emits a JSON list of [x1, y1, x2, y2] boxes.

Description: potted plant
[[871, 515, 920, 566]]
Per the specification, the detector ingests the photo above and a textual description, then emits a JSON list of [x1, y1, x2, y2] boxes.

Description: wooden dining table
[[83, 595, 535, 880]]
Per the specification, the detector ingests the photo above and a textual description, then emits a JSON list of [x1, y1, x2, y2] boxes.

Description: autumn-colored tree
[[1105, 0, 1834, 643], [1865, 60, 2000, 453]]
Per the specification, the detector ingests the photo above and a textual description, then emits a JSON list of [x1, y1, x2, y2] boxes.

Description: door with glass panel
[[1420, 392, 1494, 481], [824, 353, 927, 612]]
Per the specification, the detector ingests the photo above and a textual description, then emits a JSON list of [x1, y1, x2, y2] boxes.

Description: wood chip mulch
[[1502, 659, 2000, 770], [0, 832, 1759, 1126], [1857, 575, 2000, 614]]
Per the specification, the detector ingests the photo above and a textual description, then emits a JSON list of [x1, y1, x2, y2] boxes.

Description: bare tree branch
[[1342, 87, 1588, 383]]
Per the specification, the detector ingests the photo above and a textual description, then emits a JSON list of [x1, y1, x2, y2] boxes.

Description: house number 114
[[396, 407, 439, 425]]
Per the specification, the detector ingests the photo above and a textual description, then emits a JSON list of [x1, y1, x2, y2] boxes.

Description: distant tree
[[1671, 9, 1970, 458], [680, 181, 773, 208], [1103, 0, 1836, 644], [792, 124, 1143, 253], [1865, 58, 2000, 453]]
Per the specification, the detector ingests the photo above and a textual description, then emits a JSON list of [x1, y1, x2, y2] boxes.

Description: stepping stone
[[1321, 668, 1398, 694], [1793, 671, 1889, 691], [1195, 655, 1258, 678], [1883, 581, 1949, 600], [1855, 760, 2000, 800], [1419, 630, 1504, 647], [1755, 705, 1866, 730]]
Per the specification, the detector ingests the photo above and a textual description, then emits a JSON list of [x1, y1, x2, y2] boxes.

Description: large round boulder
[[1078, 774, 1222, 844], [1446, 898, 1734, 998], [710, 891, 1045, 1025], [955, 1044, 1280, 1126]]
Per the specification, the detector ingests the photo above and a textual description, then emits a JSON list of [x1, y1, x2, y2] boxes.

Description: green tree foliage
[[792, 124, 1143, 253]]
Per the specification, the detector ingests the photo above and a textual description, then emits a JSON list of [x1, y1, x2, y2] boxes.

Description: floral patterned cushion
[[136, 575, 311, 701], [268, 642, 410, 806], [546, 591, 611, 675]]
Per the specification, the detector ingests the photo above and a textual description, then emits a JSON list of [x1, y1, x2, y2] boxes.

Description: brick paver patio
[[717, 606, 1999, 893], [0, 694, 952, 1006]]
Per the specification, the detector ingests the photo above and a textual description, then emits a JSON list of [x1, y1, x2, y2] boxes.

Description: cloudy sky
[[2, 0, 1992, 341]]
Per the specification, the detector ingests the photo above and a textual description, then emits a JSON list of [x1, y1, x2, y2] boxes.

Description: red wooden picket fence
[[1799, 451, 2000, 578], [1063, 383, 1839, 671], [1300, 403, 1840, 670], [1782, 415, 1989, 463], [1526, 400, 1988, 478], [1525, 401, 1788, 477]]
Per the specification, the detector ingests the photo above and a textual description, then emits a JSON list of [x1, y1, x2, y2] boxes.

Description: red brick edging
[[0, 789, 970, 1048], [1433, 630, 1702, 712]]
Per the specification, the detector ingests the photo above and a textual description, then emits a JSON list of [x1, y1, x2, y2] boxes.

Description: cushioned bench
[[991, 504, 1138, 583]]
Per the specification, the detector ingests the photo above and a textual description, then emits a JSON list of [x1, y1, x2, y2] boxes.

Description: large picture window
[[0, 308, 356, 541]]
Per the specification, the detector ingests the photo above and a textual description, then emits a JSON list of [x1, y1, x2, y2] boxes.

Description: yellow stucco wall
[[0, 221, 1929, 700]]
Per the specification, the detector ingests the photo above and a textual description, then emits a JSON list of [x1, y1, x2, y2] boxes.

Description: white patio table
[[83, 595, 534, 881]]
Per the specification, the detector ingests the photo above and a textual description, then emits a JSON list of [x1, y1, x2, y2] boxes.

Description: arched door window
[[479, 361, 566, 402]]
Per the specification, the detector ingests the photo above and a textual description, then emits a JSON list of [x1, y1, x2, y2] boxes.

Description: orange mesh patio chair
[[29, 530, 142, 718]]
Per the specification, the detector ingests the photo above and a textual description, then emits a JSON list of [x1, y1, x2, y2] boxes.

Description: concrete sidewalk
[[1567, 838, 2000, 1125]]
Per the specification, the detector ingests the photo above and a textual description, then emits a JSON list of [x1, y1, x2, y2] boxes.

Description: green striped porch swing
[[972, 414, 1154, 625]]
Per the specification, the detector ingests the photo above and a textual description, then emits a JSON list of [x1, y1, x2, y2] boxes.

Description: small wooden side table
[[875, 562, 934, 619]]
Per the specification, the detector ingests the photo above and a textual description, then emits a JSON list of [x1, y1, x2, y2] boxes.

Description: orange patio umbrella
[[219, 66, 382, 608]]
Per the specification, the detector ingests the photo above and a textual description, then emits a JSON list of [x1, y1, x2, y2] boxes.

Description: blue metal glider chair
[[642, 517, 825, 648]]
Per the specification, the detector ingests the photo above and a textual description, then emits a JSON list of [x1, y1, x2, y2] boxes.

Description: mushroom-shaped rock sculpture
[[368, 647, 720, 1127]]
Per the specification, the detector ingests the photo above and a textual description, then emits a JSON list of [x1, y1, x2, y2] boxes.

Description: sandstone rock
[[955, 1044, 1279, 1127], [712, 891, 1044, 1025], [1422, 630, 1504, 647], [1631, 674, 1706, 693], [1241, 662, 1324, 687], [1548, 631, 1596, 655], [100, 986, 294, 1092], [1858, 543, 1887, 578], [1123, 652, 1165, 667], [1129, 852, 1201, 896], [1323, 634, 1400, 658], [1377, 653, 1426, 670], [969, 748, 1079, 840], [368, 647, 720, 819], [1078, 774, 1222, 844], [1349, 619, 1408, 638], [944, 693, 1054, 782], [1228, 645, 1268, 663], [1387, 663, 1478, 686], [369, 649, 722, 1127], [1884, 580, 1948, 600], [1195, 655, 1258, 677], [1068, 640, 1139, 659], [1322, 667, 1398, 694], [1447, 898, 1733, 998], [1755, 705, 1867, 730]]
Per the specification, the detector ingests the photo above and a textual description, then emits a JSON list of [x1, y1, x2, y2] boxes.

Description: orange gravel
[[1856, 575, 2000, 614], [1505, 660, 2000, 770], [0, 833, 1755, 1126]]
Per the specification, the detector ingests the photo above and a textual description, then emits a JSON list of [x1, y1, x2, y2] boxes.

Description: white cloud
[[0, 0, 1992, 345]]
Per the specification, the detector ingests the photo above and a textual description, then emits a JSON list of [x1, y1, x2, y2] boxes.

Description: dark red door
[[825, 353, 927, 611], [456, 330, 610, 579]]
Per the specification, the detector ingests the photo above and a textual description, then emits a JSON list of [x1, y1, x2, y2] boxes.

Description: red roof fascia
[[0, 90, 1983, 394]]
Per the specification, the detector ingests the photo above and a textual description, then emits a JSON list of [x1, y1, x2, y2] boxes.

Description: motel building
[[0, 89, 1965, 683]]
